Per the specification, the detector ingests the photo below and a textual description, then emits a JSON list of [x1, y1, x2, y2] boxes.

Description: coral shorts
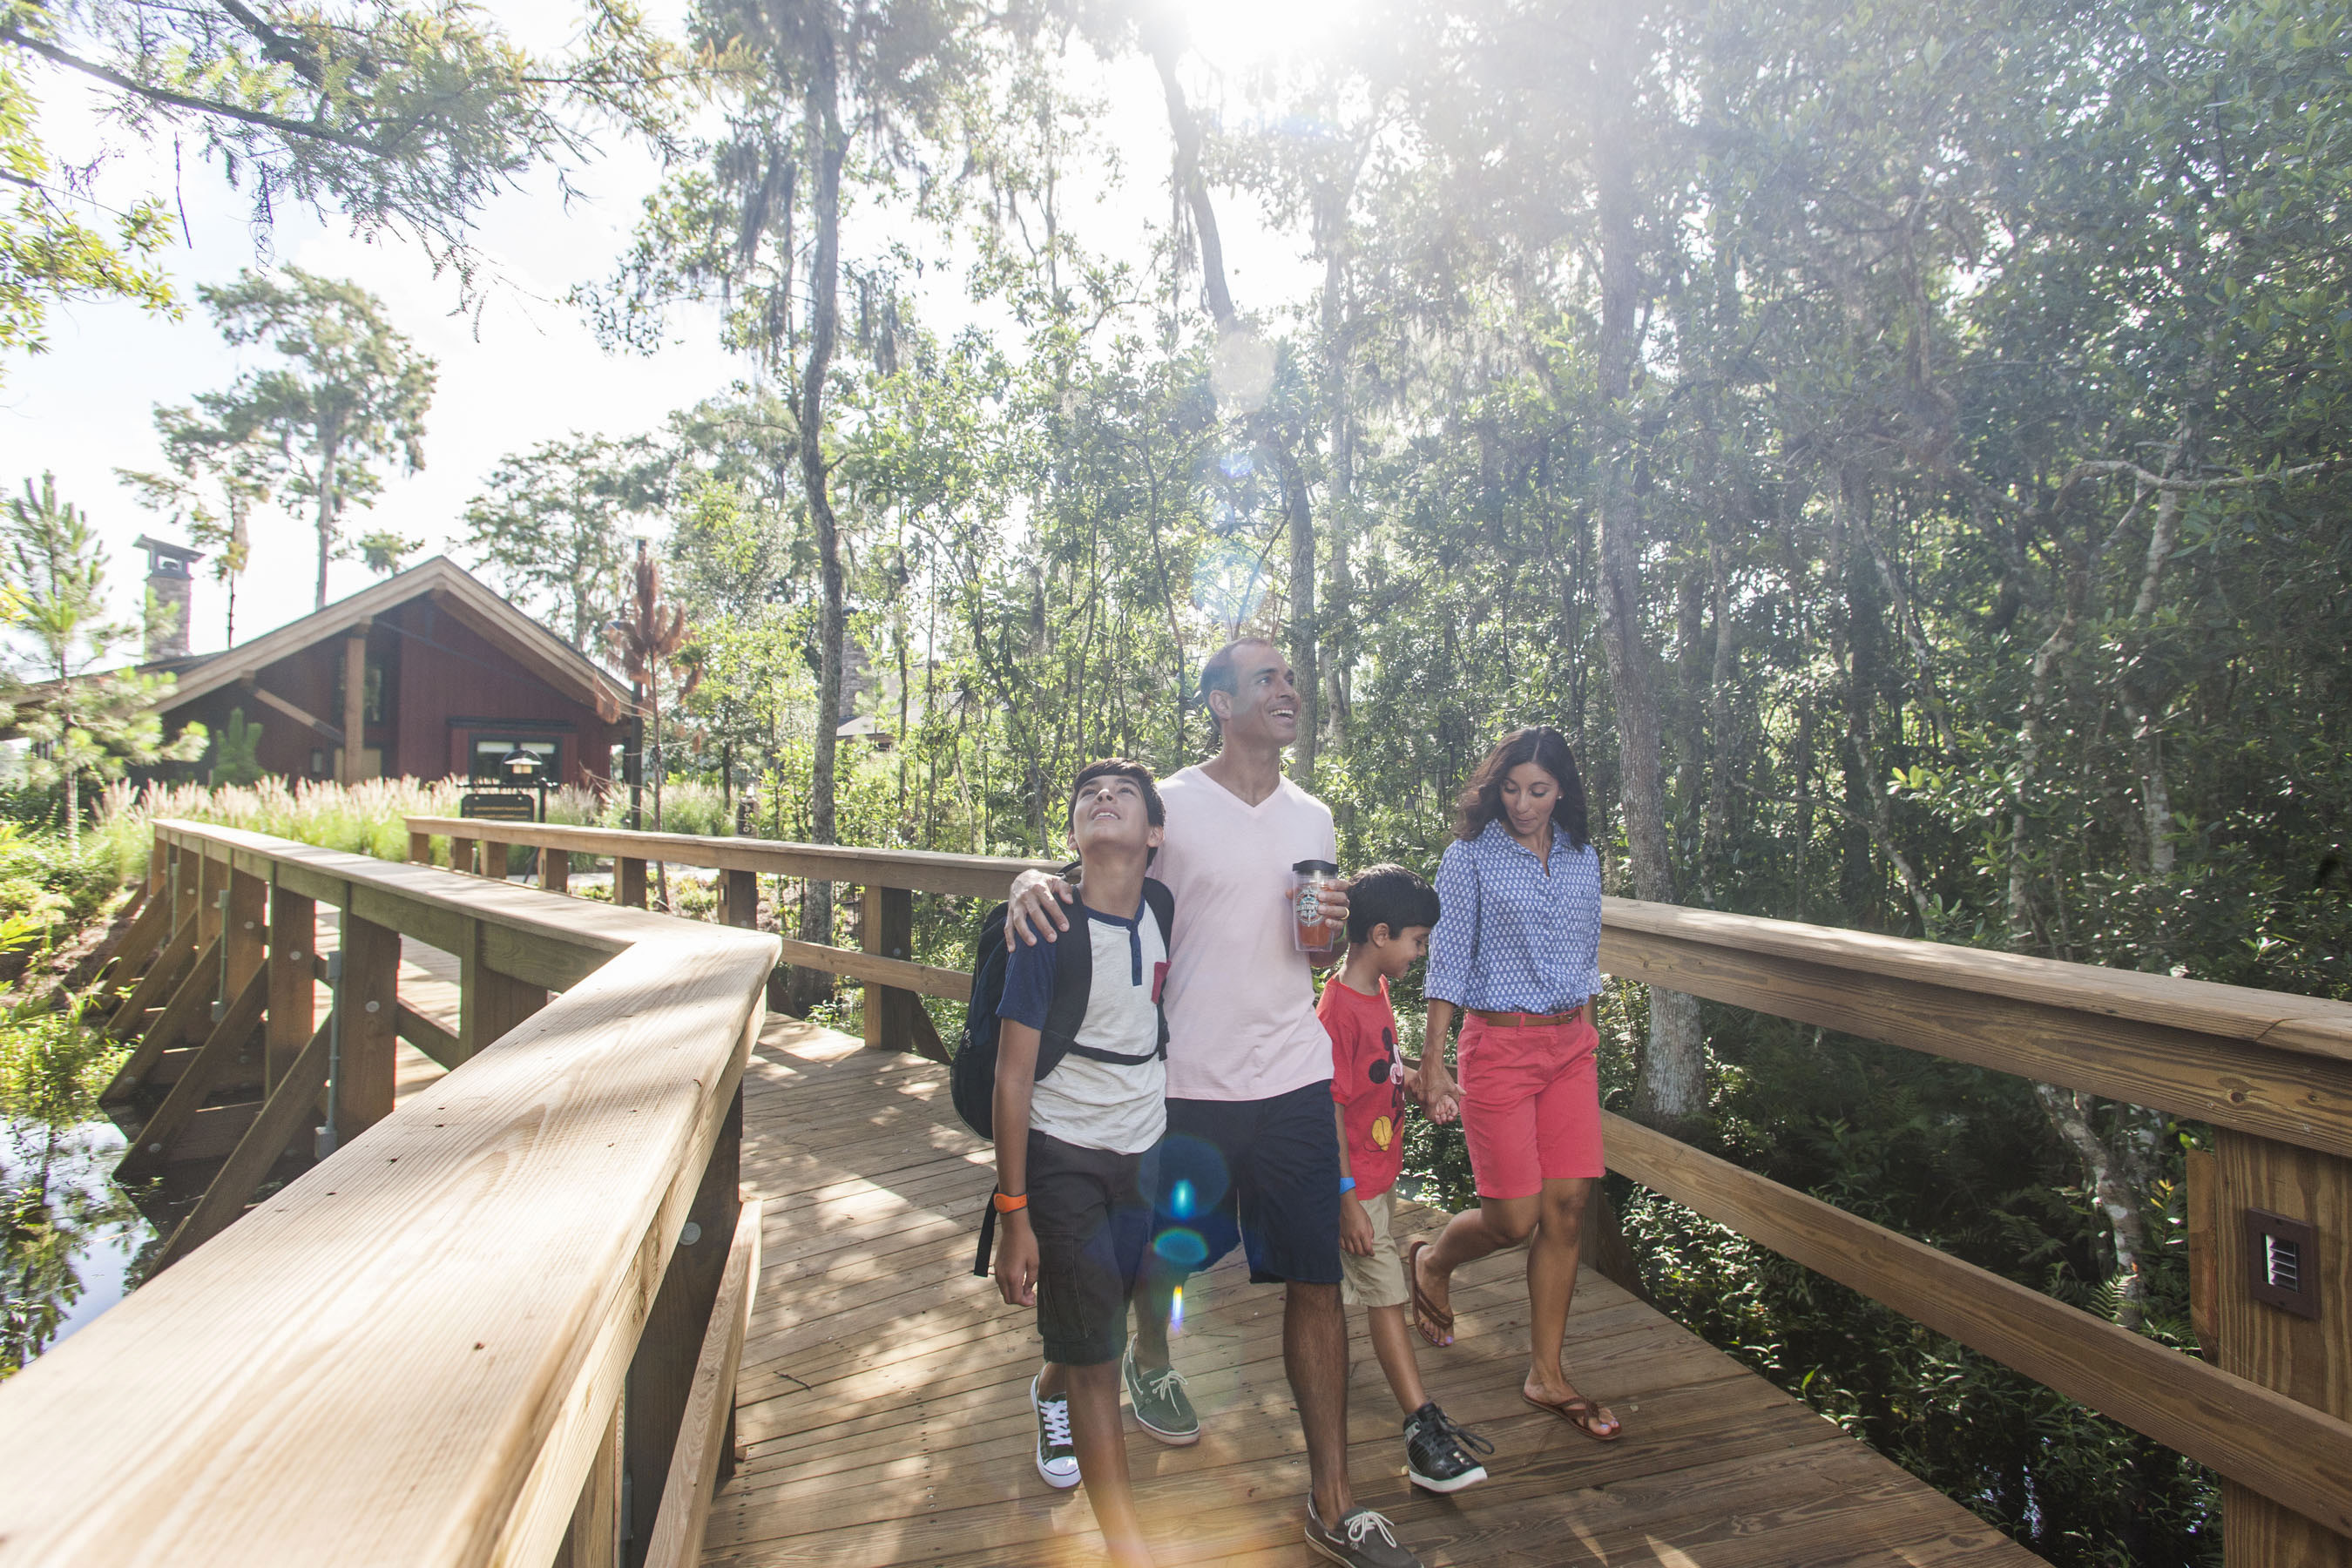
[[1457, 1011, 1604, 1200]]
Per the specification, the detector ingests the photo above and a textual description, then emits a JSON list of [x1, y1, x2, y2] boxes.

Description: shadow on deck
[[708, 1018, 2043, 1568]]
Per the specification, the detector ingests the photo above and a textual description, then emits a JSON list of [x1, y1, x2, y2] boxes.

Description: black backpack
[[956, 878, 1174, 1276]]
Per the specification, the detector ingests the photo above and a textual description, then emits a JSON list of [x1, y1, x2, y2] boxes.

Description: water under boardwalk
[[709, 1017, 2041, 1568]]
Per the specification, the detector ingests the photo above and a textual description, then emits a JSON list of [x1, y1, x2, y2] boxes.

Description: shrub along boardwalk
[[706, 1017, 2042, 1568]]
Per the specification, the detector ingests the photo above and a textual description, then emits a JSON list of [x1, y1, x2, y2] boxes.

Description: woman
[[1409, 725, 1621, 1442]]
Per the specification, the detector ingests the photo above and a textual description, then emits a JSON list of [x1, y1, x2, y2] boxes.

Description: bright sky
[[1, 0, 1343, 661]]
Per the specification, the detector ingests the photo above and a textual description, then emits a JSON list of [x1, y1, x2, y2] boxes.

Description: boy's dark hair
[[1346, 863, 1440, 944], [1067, 759, 1166, 864]]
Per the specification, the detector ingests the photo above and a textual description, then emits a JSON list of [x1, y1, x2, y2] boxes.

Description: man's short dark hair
[[1198, 637, 1279, 720], [1067, 759, 1166, 860], [1346, 863, 1440, 944]]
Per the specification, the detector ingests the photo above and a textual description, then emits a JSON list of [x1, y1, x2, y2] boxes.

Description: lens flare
[[1172, 1178, 1197, 1220], [1171, 1286, 1184, 1334], [1154, 1227, 1209, 1268]]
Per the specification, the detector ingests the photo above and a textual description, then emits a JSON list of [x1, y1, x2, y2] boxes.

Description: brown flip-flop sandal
[[1522, 1390, 1623, 1442], [1405, 1240, 1455, 1348]]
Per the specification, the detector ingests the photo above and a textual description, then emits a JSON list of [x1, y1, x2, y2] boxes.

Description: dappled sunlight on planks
[[705, 1017, 2044, 1568]]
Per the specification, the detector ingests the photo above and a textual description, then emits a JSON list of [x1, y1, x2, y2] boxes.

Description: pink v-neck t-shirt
[[1153, 765, 1339, 1102]]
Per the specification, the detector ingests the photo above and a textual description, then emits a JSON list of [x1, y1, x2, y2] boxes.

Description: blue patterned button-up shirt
[[1423, 819, 1604, 1012]]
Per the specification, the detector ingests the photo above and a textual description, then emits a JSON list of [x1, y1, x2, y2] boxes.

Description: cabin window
[[468, 737, 561, 781]]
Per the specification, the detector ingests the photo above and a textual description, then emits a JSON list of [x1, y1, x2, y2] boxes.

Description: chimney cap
[[134, 534, 205, 576]]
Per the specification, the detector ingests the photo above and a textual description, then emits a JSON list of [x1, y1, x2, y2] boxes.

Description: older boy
[[991, 760, 1173, 1568]]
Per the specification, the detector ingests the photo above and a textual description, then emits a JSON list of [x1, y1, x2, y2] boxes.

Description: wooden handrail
[[0, 821, 780, 1566], [406, 815, 2352, 1549], [404, 814, 1058, 900]]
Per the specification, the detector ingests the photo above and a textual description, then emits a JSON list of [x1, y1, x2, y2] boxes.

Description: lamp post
[[499, 744, 548, 823]]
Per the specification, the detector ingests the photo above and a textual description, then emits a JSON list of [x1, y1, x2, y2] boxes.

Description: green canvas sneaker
[[1121, 1338, 1200, 1445]]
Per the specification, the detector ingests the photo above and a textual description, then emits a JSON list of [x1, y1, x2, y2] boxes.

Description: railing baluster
[[335, 911, 402, 1139]]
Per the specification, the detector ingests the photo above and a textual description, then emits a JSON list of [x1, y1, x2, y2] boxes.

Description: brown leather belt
[[1467, 1008, 1581, 1027]]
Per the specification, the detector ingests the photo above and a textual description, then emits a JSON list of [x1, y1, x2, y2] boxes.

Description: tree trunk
[[314, 436, 339, 611], [790, 41, 849, 1016], [1587, 0, 1704, 1131]]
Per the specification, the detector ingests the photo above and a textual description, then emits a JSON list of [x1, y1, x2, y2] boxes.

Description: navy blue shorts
[[1031, 1132, 1159, 1366], [1152, 1080, 1342, 1287]]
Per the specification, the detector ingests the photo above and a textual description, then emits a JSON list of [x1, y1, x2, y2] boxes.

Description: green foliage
[[208, 707, 265, 788], [462, 432, 670, 652]]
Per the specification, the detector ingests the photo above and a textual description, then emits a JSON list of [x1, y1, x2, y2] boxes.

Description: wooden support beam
[[409, 830, 434, 866], [618, 856, 647, 909], [88, 890, 169, 1002], [196, 847, 225, 950], [555, 1396, 624, 1568], [2213, 1129, 2352, 1565], [450, 835, 476, 876], [773, 935, 969, 1002], [336, 913, 402, 1139], [248, 682, 342, 744], [396, 1004, 464, 1071], [643, 1193, 763, 1568], [1602, 1109, 2352, 1540], [862, 884, 916, 1055], [151, 1017, 332, 1272], [540, 843, 570, 896], [117, 966, 269, 1179], [225, 866, 267, 997], [483, 840, 509, 882], [104, 910, 194, 1037], [266, 888, 315, 1092], [460, 923, 550, 1062], [339, 629, 368, 784], [626, 1090, 741, 1562], [721, 867, 756, 929], [105, 934, 224, 1099], [2187, 1146, 2218, 1362]]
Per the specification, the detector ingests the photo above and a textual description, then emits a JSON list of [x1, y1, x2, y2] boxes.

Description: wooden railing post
[[408, 829, 434, 865], [459, 918, 549, 1063], [335, 911, 402, 1139], [558, 1398, 625, 1568], [450, 835, 477, 875], [266, 884, 316, 1092], [625, 1088, 742, 1567], [225, 867, 267, 997], [862, 883, 916, 1056], [2213, 1130, 2352, 1566], [542, 843, 571, 896], [721, 868, 755, 929], [618, 857, 648, 909], [483, 840, 510, 882]]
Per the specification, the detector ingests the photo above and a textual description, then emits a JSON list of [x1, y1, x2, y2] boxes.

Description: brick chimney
[[135, 534, 204, 659]]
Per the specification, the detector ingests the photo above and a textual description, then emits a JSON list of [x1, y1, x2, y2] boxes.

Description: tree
[[195, 267, 436, 610], [463, 433, 669, 651], [0, 0, 702, 313], [0, 51, 174, 381], [1, 475, 204, 841], [590, 0, 985, 1006], [118, 405, 274, 645], [605, 551, 700, 907]]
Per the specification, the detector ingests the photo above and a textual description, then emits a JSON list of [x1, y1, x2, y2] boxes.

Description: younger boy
[[990, 760, 1173, 1568], [1323, 865, 1493, 1494]]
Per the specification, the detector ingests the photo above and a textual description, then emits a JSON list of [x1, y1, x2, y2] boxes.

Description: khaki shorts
[[1340, 1187, 1409, 1308]]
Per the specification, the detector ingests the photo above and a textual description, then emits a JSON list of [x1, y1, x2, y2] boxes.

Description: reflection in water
[[2, 1011, 155, 1375]]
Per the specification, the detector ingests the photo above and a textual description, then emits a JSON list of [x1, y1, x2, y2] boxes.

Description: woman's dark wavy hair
[[1454, 726, 1591, 848]]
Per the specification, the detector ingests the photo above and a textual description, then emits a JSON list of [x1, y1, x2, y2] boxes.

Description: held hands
[[1416, 1065, 1462, 1125], [1339, 1193, 1376, 1257], [994, 1211, 1039, 1307]]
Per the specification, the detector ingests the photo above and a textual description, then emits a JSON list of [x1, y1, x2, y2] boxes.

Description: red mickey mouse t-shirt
[[1321, 973, 1406, 1200]]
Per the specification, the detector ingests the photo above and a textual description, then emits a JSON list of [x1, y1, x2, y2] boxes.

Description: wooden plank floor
[[706, 1018, 2044, 1568]]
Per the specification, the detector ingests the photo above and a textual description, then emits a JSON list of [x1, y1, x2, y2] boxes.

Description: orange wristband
[[992, 1191, 1028, 1213]]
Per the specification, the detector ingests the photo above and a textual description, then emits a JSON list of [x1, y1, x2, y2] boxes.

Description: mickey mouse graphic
[[1365, 1024, 1407, 1151]]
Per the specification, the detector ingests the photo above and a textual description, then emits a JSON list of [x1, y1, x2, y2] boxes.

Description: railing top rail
[[1604, 896, 2352, 1064], [0, 823, 780, 1568], [405, 814, 1059, 901]]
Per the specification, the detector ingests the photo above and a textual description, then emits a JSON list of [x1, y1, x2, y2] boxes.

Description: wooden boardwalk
[[705, 1019, 2043, 1568]]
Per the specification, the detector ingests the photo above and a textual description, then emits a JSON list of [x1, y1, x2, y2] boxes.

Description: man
[[1006, 639, 1424, 1568]]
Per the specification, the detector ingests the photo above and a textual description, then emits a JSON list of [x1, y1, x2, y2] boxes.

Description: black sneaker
[[1121, 1337, 1200, 1445], [1305, 1499, 1423, 1568], [1031, 1373, 1079, 1489], [1403, 1401, 1493, 1493]]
